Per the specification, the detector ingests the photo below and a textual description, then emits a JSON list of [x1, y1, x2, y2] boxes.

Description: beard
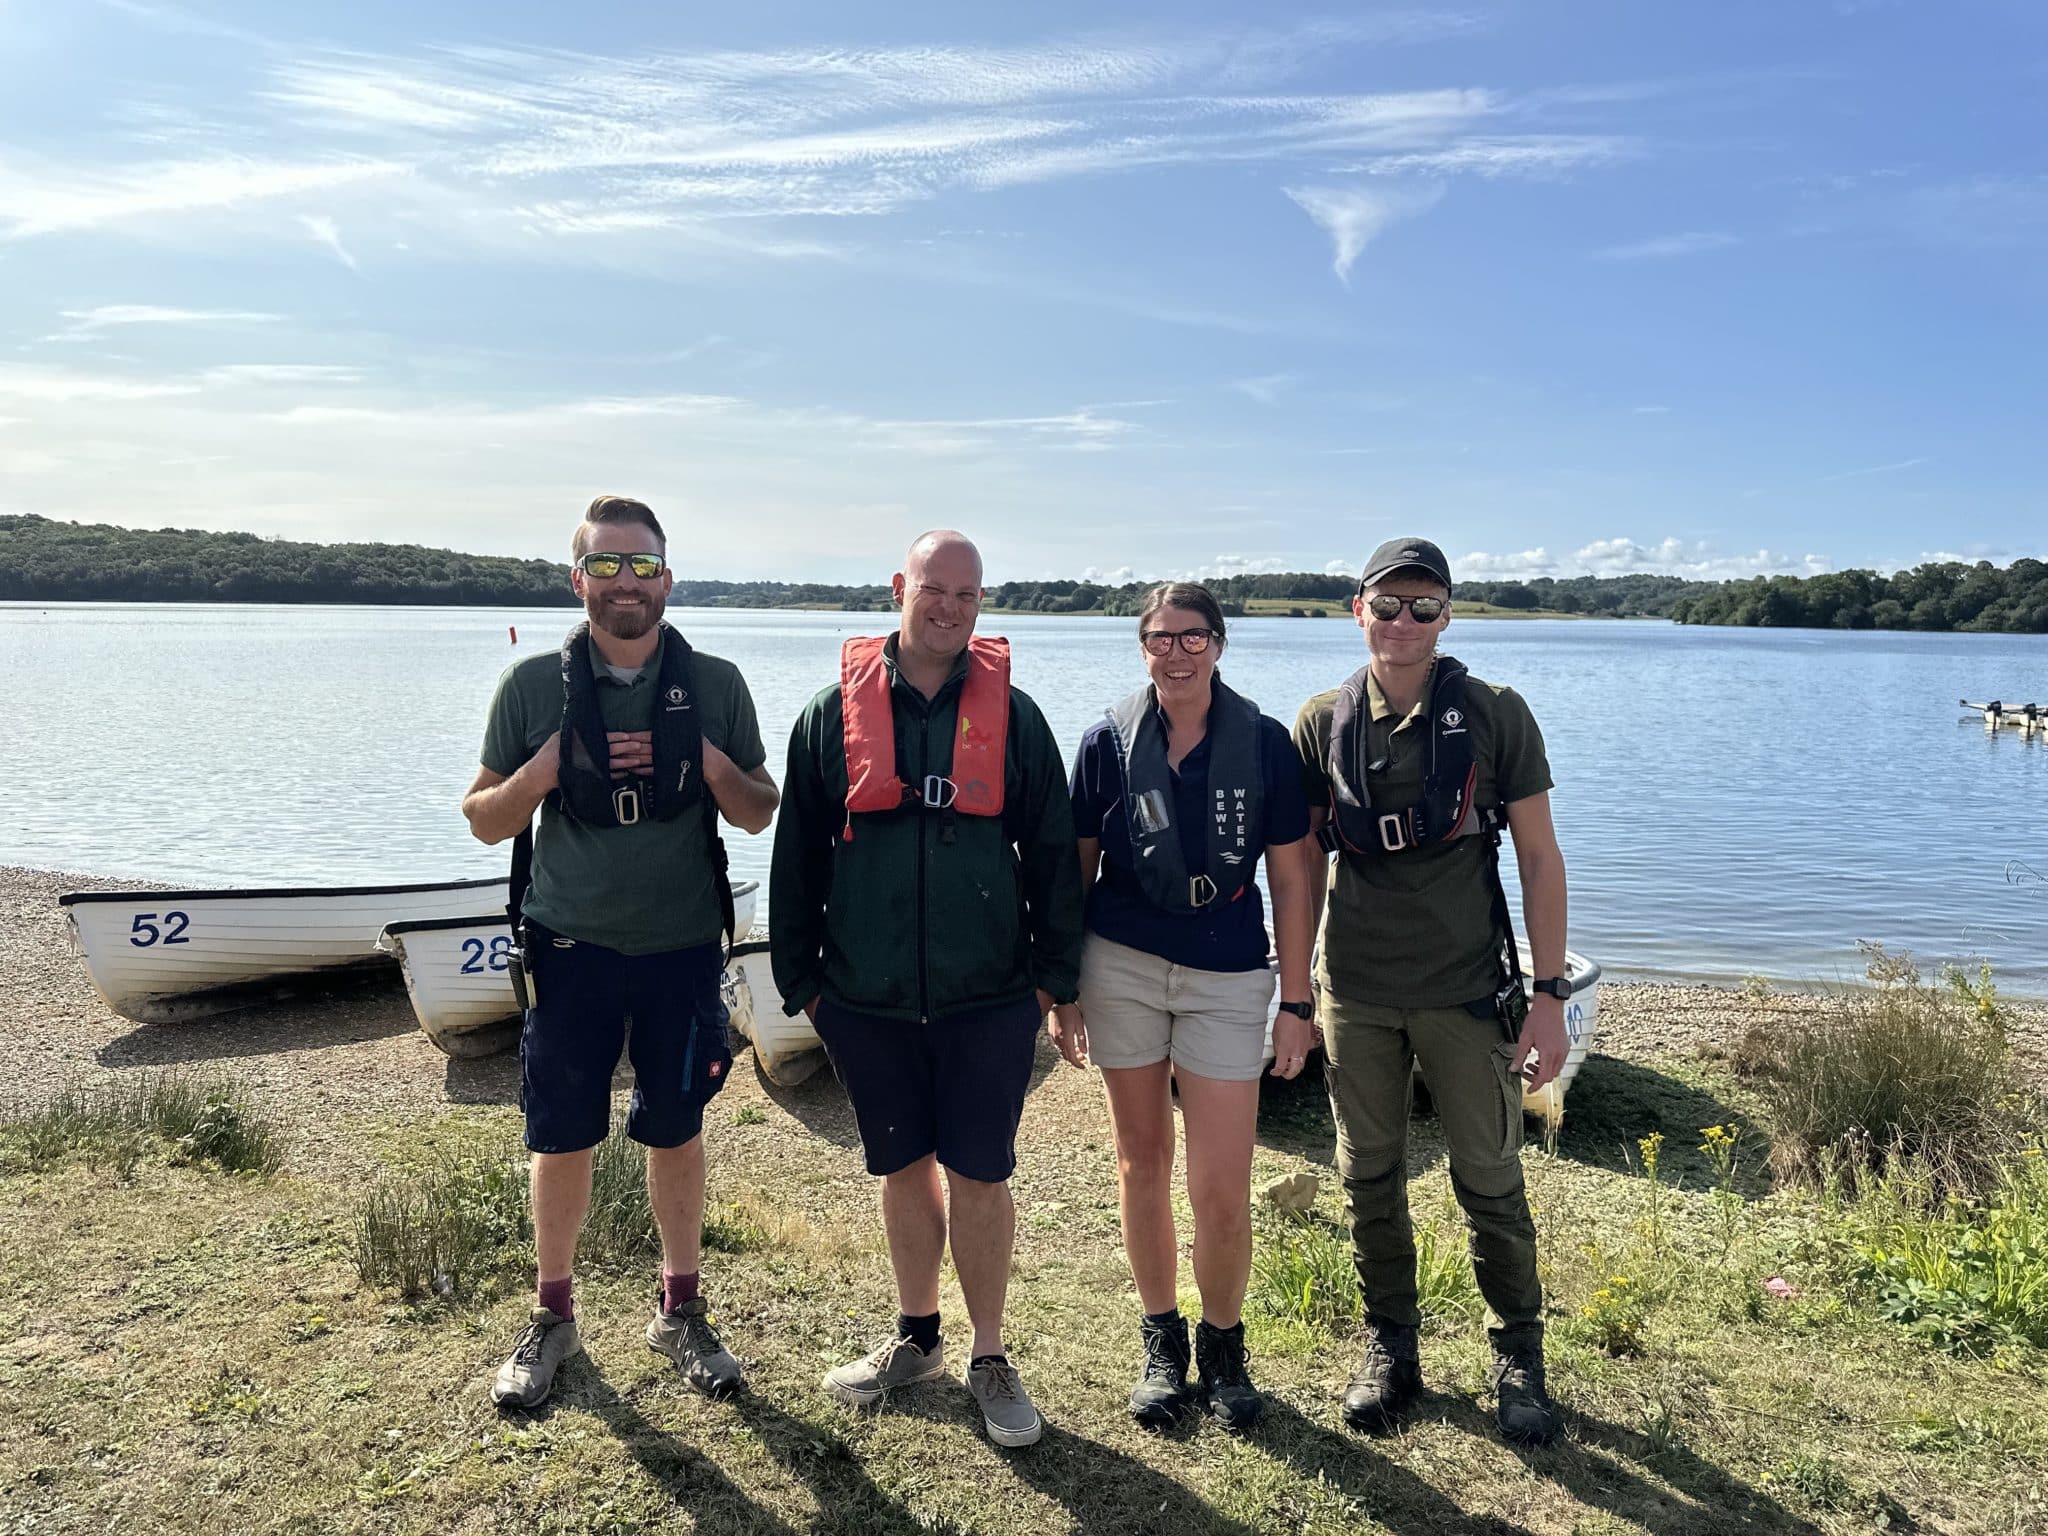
[[586, 586, 664, 641]]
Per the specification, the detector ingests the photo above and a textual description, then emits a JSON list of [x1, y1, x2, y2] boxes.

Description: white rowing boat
[[379, 880, 760, 1058], [60, 877, 508, 1025]]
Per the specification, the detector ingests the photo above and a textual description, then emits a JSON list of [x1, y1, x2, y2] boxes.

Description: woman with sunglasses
[[1049, 582, 1315, 1429]]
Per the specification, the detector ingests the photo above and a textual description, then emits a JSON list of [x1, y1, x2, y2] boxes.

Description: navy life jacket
[[506, 621, 733, 955], [1322, 656, 1498, 859], [1104, 677, 1263, 912], [555, 621, 703, 827]]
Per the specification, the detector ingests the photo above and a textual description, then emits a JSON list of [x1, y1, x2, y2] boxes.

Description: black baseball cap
[[1358, 536, 1452, 591]]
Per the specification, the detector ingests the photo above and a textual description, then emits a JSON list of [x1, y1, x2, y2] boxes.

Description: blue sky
[[1, 1, 2043, 585]]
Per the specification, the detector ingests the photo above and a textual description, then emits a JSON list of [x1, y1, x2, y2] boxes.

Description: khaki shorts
[[1078, 935, 1277, 1082]]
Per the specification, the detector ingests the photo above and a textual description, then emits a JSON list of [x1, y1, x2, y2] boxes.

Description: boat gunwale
[[59, 876, 508, 908], [381, 879, 762, 942]]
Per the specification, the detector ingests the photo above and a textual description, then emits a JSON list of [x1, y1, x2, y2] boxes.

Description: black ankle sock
[[897, 1311, 940, 1353], [1143, 1308, 1183, 1329]]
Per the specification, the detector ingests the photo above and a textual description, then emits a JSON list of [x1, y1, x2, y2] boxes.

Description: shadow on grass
[[1515, 1408, 1827, 1536], [94, 973, 416, 1068], [1254, 1049, 1338, 1168], [1256, 1398, 1538, 1535], [1553, 1056, 1761, 1190]]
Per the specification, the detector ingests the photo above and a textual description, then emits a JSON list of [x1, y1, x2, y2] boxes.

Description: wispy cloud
[[55, 304, 286, 334], [1632, 404, 1671, 414], [1820, 455, 1929, 482], [200, 363, 365, 385], [0, 364, 205, 402], [1285, 183, 1444, 281], [1233, 372, 1296, 405], [1595, 230, 1737, 260], [299, 213, 359, 270], [0, 154, 404, 239]]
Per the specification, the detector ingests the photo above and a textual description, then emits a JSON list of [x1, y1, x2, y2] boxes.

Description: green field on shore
[[4, 1013, 2044, 1536]]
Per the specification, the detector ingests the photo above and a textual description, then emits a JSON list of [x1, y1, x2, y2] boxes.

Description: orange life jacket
[[840, 635, 1010, 833]]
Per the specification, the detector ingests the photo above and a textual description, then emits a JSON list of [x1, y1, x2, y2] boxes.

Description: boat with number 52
[[59, 877, 508, 1025]]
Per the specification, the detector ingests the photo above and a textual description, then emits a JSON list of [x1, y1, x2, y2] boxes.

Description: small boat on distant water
[[1960, 698, 2044, 736], [60, 877, 508, 1025], [380, 880, 759, 1058]]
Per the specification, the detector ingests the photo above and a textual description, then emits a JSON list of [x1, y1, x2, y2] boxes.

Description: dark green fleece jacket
[[769, 637, 1085, 1022]]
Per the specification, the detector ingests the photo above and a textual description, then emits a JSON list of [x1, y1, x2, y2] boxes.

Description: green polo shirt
[[479, 630, 766, 956], [1294, 666, 1552, 1007]]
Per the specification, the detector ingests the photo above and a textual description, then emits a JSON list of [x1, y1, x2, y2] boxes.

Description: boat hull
[[380, 881, 760, 1058], [60, 878, 509, 1025]]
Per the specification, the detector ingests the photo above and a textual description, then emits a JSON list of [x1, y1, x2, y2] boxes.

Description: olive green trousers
[[1320, 988, 1543, 1336]]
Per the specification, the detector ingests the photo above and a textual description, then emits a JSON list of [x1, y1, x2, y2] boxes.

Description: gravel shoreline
[[8, 863, 2043, 1175]]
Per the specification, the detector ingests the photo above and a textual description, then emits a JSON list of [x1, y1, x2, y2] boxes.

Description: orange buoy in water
[[509, 625, 518, 644]]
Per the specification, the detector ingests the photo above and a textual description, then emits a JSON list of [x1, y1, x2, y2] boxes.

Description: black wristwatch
[[1530, 977, 1571, 1000], [1276, 999, 1314, 1020]]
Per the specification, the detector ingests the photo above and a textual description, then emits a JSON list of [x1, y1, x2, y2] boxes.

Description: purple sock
[[537, 1275, 573, 1320], [662, 1270, 700, 1314]]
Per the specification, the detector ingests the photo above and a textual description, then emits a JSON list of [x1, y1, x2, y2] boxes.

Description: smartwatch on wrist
[[1530, 977, 1570, 1000], [1276, 999, 1314, 1020]]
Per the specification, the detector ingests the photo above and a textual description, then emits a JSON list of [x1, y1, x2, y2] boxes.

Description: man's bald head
[[893, 529, 985, 672], [905, 529, 983, 587]]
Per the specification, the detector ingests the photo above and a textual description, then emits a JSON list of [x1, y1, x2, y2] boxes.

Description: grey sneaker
[[966, 1355, 1043, 1448], [647, 1296, 744, 1398], [492, 1307, 581, 1409], [822, 1334, 948, 1408]]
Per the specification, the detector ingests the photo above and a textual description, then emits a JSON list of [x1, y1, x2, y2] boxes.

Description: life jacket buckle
[[1188, 873, 1218, 907], [614, 784, 643, 825], [921, 775, 959, 810], [1377, 813, 1409, 853]]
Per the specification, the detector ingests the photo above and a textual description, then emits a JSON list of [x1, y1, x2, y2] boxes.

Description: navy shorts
[[813, 994, 1041, 1182], [519, 923, 731, 1155]]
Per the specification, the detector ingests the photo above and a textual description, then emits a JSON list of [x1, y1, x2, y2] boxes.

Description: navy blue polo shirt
[[1069, 707, 1311, 973]]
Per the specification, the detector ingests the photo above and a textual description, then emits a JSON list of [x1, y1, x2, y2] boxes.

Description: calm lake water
[[4, 603, 2046, 994]]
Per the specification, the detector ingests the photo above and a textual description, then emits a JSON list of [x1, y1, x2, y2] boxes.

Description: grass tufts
[[1738, 943, 2034, 1194], [352, 1153, 529, 1302], [3, 1072, 283, 1175], [1248, 1198, 1478, 1338]]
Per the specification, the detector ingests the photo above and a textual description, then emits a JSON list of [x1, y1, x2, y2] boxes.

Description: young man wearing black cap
[[1292, 536, 1571, 1445]]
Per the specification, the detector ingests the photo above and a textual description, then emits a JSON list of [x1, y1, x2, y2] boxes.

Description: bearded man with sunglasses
[[463, 495, 779, 1410], [1292, 536, 1570, 1445]]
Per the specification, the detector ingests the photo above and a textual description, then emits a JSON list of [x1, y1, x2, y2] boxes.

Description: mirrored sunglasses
[[579, 551, 666, 580]]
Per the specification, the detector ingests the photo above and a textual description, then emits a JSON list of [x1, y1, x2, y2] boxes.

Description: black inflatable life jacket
[[1322, 656, 1499, 858], [1104, 677, 1263, 912], [555, 621, 703, 827], [505, 621, 734, 956]]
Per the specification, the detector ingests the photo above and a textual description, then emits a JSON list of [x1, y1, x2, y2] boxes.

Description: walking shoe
[[1128, 1314, 1192, 1425], [966, 1355, 1043, 1448], [1193, 1320, 1262, 1430], [1341, 1318, 1421, 1433], [492, 1307, 581, 1409], [646, 1296, 744, 1398], [822, 1334, 948, 1409], [1490, 1329, 1561, 1446]]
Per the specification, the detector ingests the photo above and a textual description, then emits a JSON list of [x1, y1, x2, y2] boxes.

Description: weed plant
[[1739, 943, 2032, 1194], [1248, 1197, 1478, 1335], [3, 1073, 282, 1175]]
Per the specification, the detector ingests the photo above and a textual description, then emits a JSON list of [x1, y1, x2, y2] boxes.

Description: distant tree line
[[1668, 561, 2048, 632], [3, 515, 2041, 631]]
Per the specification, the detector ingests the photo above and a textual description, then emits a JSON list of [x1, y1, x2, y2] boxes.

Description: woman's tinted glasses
[[1140, 628, 1218, 656], [578, 551, 666, 580], [1364, 593, 1447, 623]]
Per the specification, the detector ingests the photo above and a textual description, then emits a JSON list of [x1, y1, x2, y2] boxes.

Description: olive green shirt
[[1294, 666, 1552, 1006], [480, 630, 766, 956]]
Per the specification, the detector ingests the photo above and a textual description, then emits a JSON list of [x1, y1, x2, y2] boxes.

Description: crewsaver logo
[[664, 685, 691, 710], [1440, 707, 1465, 731], [959, 715, 995, 748]]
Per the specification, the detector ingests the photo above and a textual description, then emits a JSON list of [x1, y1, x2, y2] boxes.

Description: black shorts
[[519, 923, 731, 1155], [813, 994, 1041, 1182]]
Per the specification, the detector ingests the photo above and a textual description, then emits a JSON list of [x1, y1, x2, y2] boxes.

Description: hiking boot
[[966, 1355, 1043, 1448], [822, 1334, 948, 1409], [492, 1307, 581, 1409], [1341, 1319, 1421, 1433], [1490, 1329, 1561, 1446], [1193, 1320, 1262, 1431], [646, 1296, 744, 1398], [1128, 1313, 1192, 1425]]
